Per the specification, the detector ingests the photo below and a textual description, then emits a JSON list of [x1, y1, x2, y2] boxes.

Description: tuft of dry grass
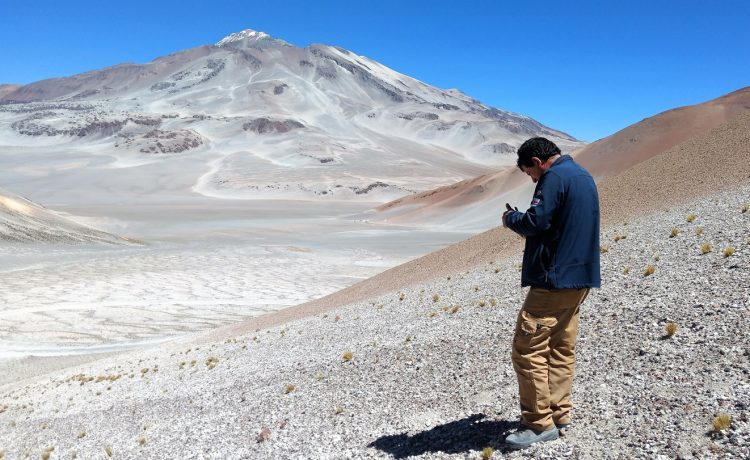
[[78, 431, 86, 438], [105, 446, 113, 457], [432, 294, 440, 302], [742, 203, 748, 213], [701, 243, 713, 254], [284, 384, 295, 394], [334, 406, 344, 415], [342, 351, 353, 362], [478, 300, 486, 307], [600, 245, 609, 254], [695, 227, 704, 236], [670, 228, 679, 238], [665, 322, 677, 337], [450, 305, 460, 314], [481, 447, 494, 459], [653, 254, 660, 261], [623, 267, 630, 275], [41, 447, 54, 460], [712, 413, 731, 432], [614, 234, 626, 242], [138, 437, 146, 446], [405, 335, 412, 342], [643, 265, 656, 276], [490, 298, 497, 306], [428, 310, 438, 318], [399, 292, 405, 301], [206, 356, 219, 370], [687, 213, 696, 222], [723, 247, 735, 257]]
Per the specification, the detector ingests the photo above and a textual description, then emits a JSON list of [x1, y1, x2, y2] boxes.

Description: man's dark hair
[[516, 137, 561, 169]]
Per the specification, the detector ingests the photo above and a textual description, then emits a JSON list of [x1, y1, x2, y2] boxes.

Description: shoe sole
[[505, 430, 559, 449]]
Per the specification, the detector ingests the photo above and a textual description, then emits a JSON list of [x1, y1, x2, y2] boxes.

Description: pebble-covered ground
[[0, 185, 748, 459]]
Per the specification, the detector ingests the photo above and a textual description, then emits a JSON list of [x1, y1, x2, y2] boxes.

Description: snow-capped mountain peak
[[215, 29, 285, 47]]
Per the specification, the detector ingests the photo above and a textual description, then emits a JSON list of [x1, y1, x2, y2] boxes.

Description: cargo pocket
[[514, 311, 557, 349]]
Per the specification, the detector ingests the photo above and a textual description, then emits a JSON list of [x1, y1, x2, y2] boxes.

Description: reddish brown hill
[[576, 87, 750, 178], [375, 87, 750, 226], [0, 84, 21, 99]]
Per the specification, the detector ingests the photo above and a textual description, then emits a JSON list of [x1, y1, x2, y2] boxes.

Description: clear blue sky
[[1, 0, 748, 141]]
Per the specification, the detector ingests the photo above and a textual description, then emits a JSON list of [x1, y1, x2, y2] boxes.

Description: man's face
[[520, 159, 544, 183]]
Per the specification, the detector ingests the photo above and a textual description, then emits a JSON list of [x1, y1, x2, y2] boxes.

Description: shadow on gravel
[[368, 413, 517, 458]]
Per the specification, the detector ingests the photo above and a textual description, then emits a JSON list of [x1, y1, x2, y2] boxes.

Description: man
[[501, 137, 600, 449]]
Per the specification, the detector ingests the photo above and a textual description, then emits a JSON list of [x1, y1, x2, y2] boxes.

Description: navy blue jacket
[[504, 155, 601, 289]]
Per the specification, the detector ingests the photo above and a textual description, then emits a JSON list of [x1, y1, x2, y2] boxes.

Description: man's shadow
[[368, 413, 517, 458]]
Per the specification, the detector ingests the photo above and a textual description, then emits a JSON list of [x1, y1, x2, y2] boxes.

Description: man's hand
[[502, 209, 515, 227], [502, 203, 518, 227]]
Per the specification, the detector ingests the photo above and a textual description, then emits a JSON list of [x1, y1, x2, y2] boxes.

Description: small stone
[[256, 427, 271, 443]]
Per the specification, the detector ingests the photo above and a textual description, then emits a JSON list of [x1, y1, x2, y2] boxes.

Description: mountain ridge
[[0, 28, 582, 206]]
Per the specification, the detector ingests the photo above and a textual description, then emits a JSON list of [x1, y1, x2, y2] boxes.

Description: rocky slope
[[0, 184, 747, 459]]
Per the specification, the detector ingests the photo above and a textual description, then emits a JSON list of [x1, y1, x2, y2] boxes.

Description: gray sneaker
[[555, 422, 570, 436], [504, 426, 559, 449]]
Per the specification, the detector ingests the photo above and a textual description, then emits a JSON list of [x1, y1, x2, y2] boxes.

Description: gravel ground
[[1, 185, 748, 459]]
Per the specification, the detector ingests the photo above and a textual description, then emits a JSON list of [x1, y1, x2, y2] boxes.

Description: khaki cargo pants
[[511, 287, 590, 431]]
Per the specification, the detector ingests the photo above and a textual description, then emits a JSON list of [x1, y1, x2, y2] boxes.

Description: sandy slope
[[0, 187, 130, 244]]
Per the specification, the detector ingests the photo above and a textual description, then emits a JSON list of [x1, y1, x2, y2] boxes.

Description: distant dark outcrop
[[242, 118, 305, 134], [140, 129, 203, 153]]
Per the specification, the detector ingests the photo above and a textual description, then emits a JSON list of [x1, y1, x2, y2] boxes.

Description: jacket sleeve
[[505, 172, 562, 237]]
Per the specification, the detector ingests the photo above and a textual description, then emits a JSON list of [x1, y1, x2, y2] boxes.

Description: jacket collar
[[551, 154, 572, 168], [541, 154, 571, 177]]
